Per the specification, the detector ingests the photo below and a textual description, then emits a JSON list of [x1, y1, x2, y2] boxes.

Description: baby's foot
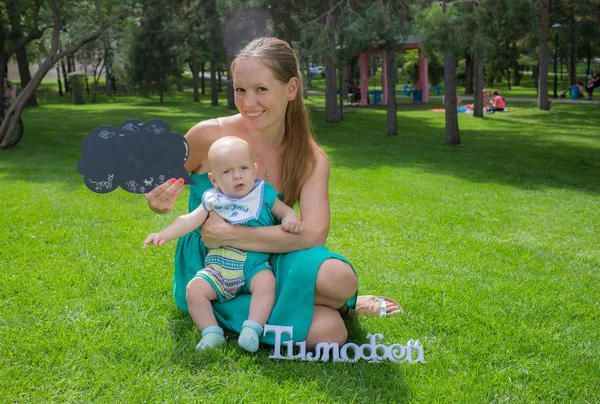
[[196, 326, 225, 350], [238, 320, 263, 353]]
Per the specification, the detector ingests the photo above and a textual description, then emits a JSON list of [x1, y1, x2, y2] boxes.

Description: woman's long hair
[[232, 37, 317, 207]]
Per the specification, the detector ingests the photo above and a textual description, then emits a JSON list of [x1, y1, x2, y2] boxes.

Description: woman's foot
[[350, 295, 404, 316]]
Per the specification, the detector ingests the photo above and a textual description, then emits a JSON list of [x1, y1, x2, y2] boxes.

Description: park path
[[306, 91, 600, 105]]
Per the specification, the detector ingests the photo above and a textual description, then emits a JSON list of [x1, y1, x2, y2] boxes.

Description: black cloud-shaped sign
[[77, 118, 195, 194]]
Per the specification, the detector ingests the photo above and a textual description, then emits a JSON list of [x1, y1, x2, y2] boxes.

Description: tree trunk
[[201, 62, 205, 95], [56, 67, 63, 96], [533, 64, 539, 89], [538, 0, 550, 110], [282, 8, 294, 45], [474, 42, 484, 118], [105, 49, 113, 96], [324, 0, 339, 123], [85, 68, 90, 94], [15, 46, 37, 107], [191, 54, 199, 102], [0, 0, 105, 148], [506, 69, 511, 90], [338, 60, 344, 120], [304, 59, 309, 100], [443, 50, 460, 145], [91, 57, 105, 103], [217, 66, 222, 93], [385, 49, 397, 136], [324, 54, 339, 123], [61, 59, 70, 94], [227, 55, 235, 110], [207, 0, 218, 106], [568, 14, 577, 86], [465, 53, 474, 95], [210, 56, 218, 106]]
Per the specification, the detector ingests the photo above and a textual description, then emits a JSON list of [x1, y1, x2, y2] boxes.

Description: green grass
[[1, 93, 599, 402]]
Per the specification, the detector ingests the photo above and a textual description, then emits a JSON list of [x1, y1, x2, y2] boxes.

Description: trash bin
[[367, 90, 382, 105], [413, 89, 423, 103], [570, 85, 581, 99], [372, 90, 382, 105]]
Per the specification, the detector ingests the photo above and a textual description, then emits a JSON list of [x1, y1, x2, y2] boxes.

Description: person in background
[[585, 67, 600, 100], [486, 91, 505, 113]]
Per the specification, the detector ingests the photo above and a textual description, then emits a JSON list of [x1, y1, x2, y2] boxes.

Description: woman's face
[[233, 57, 297, 133]]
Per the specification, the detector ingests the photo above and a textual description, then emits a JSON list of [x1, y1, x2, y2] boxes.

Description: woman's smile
[[245, 110, 265, 119]]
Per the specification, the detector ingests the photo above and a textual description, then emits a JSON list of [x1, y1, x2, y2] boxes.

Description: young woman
[[145, 37, 401, 349]]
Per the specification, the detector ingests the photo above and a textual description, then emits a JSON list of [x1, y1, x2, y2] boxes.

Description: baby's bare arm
[[271, 198, 302, 234], [143, 205, 209, 249]]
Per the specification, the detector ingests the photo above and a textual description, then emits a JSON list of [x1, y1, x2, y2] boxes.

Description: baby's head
[[208, 136, 258, 198]]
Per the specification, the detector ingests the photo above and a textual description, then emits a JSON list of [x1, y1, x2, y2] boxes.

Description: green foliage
[[124, 0, 183, 97], [402, 49, 420, 84], [413, 2, 469, 57]]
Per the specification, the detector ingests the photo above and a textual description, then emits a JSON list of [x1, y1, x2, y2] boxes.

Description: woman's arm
[[200, 149, 331, 253]]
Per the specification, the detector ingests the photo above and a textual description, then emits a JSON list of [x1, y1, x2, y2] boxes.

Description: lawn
[[1, 93, 599, 402]]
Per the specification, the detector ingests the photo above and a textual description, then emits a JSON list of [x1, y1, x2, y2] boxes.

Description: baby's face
[[209, 146, 257, 198]]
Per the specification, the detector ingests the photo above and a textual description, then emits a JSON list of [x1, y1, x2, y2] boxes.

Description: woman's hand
[[144, 178, 185, 214], [200, 213, 232, 248]]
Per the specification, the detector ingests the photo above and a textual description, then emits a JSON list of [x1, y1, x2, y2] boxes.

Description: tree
[[0, 0, 105, 148], [323, 0, 340, 123], [416, 1, 468, 145], [127, 0, 183, 103], [538, 0, 550, 110], [348, 0, 412, 136], [1, 0, 53, 107]]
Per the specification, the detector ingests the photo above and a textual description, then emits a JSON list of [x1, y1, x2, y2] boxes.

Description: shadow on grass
[[168, 308, 410, 402], [311, 103, 600, 195], [1, 98, 598, 197]]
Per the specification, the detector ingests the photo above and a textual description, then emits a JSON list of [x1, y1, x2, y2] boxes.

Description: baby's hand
[[142, 232, 166, 249], [281, 218, 302, 234]]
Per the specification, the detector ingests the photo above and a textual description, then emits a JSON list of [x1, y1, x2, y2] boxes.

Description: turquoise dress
[[174, 172, 357, 344]]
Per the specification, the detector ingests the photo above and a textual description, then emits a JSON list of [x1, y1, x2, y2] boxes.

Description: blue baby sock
[[196, 326, 225, 350], [238, 320, 263, 353]]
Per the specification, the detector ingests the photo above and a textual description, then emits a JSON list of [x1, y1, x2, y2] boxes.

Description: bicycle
[[0, 96, 24, 147]]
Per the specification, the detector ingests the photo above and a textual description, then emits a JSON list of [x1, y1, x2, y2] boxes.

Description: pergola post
[[360, 53, 368, 106], [381, 50, 388, 105], [419, 50, 429, 103]]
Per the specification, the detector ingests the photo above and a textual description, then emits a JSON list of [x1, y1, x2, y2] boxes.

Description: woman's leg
[[304, 305, 348, 350], [313, 258, 358, 310], [313, 258, 401, 316]]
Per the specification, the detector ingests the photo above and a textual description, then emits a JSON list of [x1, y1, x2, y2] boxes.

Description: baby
[[143, 136, 302, 352]]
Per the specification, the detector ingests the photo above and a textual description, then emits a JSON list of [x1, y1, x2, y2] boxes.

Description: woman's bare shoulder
[[313, 143, 330, 165], [184, 118, 222, 172]]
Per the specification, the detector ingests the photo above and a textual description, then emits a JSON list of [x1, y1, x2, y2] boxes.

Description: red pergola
[[359, 42, 429, 106]]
